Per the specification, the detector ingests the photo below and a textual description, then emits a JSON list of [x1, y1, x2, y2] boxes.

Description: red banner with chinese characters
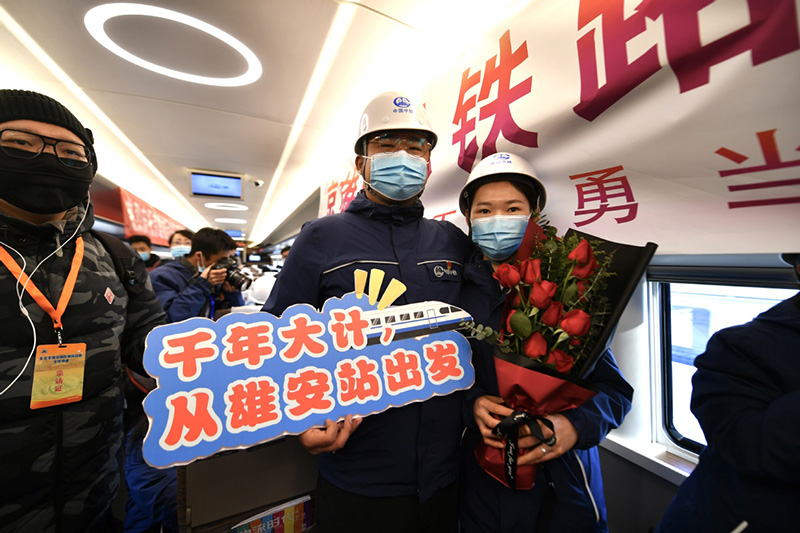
[[120, 189, 185, 246], [322, 1, 800, 254]]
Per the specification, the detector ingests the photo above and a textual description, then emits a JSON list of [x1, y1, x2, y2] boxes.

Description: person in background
[[262, 91, 474, 532], [656, 254, 800, 533], [128, 234, 161, 270], [122, 395, 178, 533], [280, 245, 291, 262], [149, 227, 244, 322], [124, 227, 245, 531], [167, 228, 193, 260], [457, 152, 633, 533], [0, 89, 166, 532]]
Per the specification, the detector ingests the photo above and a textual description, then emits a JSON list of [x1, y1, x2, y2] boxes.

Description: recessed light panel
[[85, 3, 262, 86]]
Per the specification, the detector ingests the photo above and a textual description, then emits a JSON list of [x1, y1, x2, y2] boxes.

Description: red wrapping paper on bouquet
[[473, 220, 657, 490], [475, 350, 597, 490]]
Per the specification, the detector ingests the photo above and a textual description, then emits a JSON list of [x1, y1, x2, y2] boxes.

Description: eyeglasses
[[0, 129, 92, 169], [368, 133, 432, 158]]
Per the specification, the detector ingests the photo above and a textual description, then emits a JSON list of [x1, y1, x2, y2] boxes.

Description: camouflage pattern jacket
[[0, 201, 166, 532]]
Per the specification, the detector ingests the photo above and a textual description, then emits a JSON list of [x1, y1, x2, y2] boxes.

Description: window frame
[[648, 254, 796, 455]]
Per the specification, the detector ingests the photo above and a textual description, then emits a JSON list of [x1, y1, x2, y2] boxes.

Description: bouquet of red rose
[[462, 218, 657, 489]]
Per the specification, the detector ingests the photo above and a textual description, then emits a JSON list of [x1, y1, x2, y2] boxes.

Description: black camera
[[211, 256, 252, 291]]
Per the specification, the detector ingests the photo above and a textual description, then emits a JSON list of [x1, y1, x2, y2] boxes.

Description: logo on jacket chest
[[433, 262, 458, 278]]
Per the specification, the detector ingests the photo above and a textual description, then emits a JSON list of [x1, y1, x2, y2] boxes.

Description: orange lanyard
[[0, 236, 84, 344]]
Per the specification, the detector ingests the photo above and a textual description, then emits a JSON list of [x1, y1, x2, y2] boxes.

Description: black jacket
[[0, 201, 166, 532]]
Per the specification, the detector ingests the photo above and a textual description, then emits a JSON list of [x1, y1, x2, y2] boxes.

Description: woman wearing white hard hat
[[458, 152, 632, 533]]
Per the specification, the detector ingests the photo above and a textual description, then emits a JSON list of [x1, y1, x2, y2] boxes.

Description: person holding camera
[[149, 227, 245, 322]]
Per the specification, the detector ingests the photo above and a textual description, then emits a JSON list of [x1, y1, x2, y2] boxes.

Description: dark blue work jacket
[[263, 191, 474, 502], [657, 293, 800, 533], [458, 257, 633, 533]]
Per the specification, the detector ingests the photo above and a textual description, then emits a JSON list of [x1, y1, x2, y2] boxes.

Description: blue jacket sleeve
[[262, 221, 323, 315], [150, 266, 212, 323], [223, 289, 245, 307], [125, 436, 178, 530], [561, 350, 634, 449], [690, 328, 800, 484]]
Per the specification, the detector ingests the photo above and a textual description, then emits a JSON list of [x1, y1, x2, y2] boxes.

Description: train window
[[384, 315, 396, 324], [370, 318, 381, 327], [414, 311, 424, 319], [439, 307, 449, 314], [650, 256, 796, 454], [400, 313, 410, 321]]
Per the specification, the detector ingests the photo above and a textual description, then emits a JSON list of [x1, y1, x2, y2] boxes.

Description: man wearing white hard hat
[[263, 91, 474, 532]]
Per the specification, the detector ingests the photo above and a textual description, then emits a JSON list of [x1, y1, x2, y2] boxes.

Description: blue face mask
[[471, 214, 529, 261], [171, 245, 190, 258], [367, 151, 428, 201], [138, 251, 150, 261]]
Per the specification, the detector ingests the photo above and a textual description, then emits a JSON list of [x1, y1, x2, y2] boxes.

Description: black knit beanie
[[0, 89, 97, 173]]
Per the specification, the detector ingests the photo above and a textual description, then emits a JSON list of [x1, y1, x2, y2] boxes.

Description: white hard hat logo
[[393, 96, 411, 108]]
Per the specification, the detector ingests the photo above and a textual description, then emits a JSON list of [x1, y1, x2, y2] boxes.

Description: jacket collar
[[345, 190, 424, 224], [0, 199, 93, 242]]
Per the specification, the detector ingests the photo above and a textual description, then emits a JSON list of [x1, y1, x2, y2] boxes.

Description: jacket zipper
[[573, 450, 600, 523]]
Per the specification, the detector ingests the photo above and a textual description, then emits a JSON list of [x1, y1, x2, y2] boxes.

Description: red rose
[[568, 239, 598, 279], [541, 301, 564, 327], [568, 238, 593, 264], [512, 292, 521, 307], [546, 348, 574, 373], [529, 280, 557, 309], [560, 309, 592, 337], [494, 263, 521, 288], [571, 256, 598, 279], [523, 332, 548, 358], [519, 258, 541, 285]]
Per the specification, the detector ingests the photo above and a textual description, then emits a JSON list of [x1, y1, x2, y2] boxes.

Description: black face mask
[[0, 150, 94, 214]]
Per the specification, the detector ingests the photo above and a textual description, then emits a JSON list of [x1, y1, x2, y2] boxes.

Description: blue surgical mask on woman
[[367, 151, 428, 201], [171, 245, 190, 258], [471, 214, 529, 261]]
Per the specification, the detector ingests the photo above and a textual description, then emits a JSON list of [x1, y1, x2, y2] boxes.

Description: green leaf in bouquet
[[509, 311, 532, 338], [562, 282, 579, 306], [556, 330, 570, 347]]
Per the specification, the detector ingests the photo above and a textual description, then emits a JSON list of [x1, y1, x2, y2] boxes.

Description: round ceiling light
[[215, 217, 248, 224], [204, 202, 249, 211], [84, 4, 262, 87]]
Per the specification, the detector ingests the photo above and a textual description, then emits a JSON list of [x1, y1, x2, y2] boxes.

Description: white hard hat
[[459, 152, 547, 215], [248, 273, 276, 305], [354, 91, 437, 154]]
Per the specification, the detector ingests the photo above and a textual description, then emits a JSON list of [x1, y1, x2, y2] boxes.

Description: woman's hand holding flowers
[[517, 414, 579, 466]]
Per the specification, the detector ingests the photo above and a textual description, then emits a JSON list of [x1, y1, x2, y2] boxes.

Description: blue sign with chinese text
[[141, 290, 474, 468]]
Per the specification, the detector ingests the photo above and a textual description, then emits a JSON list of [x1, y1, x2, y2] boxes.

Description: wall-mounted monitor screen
[[225, 229, 244, 238], [190, 172, 242, 198], [248, 254, 262, 262]]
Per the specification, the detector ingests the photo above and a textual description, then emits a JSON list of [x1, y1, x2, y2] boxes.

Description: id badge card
[[30, 343, 87, 409]]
